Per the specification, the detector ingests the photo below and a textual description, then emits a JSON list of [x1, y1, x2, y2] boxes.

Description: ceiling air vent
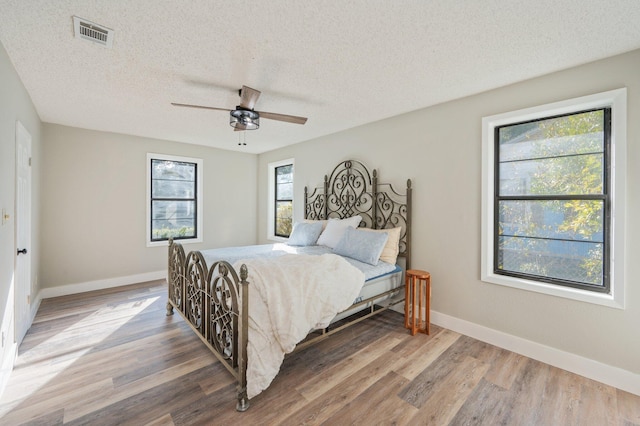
[[73, 16, 114, 48]]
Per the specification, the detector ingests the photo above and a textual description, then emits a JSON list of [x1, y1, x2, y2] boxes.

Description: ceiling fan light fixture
[[230, 109, 260, 130]]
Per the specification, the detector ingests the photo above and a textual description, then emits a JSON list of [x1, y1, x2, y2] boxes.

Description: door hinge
[[29, 157, 32, 166], [27, 294, 30, 305]]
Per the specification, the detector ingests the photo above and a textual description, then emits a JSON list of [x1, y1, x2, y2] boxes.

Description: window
[[275, 164, 293, 237], [267, 159, 294, 240], [481, 89, 626, 308], [497, 108, 610, 291], [146, 153, 203, 246]]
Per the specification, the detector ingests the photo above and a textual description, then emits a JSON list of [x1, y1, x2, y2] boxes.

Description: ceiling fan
[[172, 85, 308, 131]]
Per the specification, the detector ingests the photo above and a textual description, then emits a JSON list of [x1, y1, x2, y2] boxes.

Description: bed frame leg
[[166, 301, 174, 316], [236, 392, 250, 412], [236, 264, 250, 412]]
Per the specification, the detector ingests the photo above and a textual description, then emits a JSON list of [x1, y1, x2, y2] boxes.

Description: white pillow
[[361, 227, 402, 264], [316, 215, 362, 248]]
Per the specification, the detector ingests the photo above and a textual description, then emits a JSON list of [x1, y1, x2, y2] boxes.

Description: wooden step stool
[[405, 269, 431, 335]]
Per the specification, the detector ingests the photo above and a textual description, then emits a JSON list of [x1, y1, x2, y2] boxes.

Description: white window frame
[[481, 89, 626, 309], [267, 158, 294, 242], [146, 153, 203, 247]]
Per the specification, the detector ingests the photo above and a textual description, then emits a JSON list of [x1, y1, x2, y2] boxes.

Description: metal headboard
[[304, 160, 412, 267]]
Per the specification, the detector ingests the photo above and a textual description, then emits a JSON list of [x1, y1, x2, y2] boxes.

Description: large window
[[496, 109, 609, 291], [481, 89, 626, 308], [267, 158, 294, 240], [147, 153, 203, 246]]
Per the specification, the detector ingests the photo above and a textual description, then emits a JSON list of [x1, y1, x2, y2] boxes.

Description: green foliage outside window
[[152, 226, 195, 240], [276, 202, 293, 237]]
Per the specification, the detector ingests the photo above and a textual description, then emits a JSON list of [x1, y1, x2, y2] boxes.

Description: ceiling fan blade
[[257, 110, 308, 125], [239, 85, 261, 110], [171, 102, 232, 112]]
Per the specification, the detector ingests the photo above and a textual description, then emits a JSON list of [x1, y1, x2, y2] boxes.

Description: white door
[[15, 120, 31, 344]]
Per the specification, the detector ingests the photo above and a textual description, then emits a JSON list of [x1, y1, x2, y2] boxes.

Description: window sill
[[146, 237, 202, 248], [481, 271, 624, 310]]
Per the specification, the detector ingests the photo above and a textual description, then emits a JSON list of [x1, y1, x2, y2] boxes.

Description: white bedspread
[[235, 253, 365, 399]]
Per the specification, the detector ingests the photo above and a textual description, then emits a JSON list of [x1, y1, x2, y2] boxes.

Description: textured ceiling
[[1, 1, 640, 154]]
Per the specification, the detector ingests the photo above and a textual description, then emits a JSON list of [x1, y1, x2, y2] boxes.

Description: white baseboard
[[29, 296, 41, 325], [37, 270, 166, 300], [0, 284, 16, 401], [0, 340, 16, 402], [0, 305, 15, 401], [431, 310, 640, 397]]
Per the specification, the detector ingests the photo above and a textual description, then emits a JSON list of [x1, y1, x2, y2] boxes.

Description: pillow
[[361, 227, 402, 264], [333, 226, 389, 266], [316, 215, 362, 248], [287, 222, 323, 246]]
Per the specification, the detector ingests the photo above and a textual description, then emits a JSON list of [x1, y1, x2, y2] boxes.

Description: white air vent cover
[[73, 16, 114, 48]]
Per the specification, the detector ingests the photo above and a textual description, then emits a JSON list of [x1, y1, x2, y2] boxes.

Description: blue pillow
[[333, 226, 389, 265], [287, 222, 323, 246]]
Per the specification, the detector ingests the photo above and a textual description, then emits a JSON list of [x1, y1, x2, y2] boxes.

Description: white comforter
[[235, 253, 365, 399]]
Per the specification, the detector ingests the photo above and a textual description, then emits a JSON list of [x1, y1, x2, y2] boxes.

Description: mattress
[[332, 265, 403, 322]]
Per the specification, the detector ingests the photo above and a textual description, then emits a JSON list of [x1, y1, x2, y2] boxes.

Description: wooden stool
[[405, 269, 431, 335]]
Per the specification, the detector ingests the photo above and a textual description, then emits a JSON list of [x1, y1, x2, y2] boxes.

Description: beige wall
[[257, 49, 640, 375], [40, 124, 258, 288]]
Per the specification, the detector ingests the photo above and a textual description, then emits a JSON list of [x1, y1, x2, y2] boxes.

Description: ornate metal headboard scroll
[[304, 160, 412, 265]]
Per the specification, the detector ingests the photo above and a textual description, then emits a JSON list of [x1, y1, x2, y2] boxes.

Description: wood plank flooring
[[0, 280, 638, 425]]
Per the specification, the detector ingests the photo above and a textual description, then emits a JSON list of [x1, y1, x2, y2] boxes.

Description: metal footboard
[[166, 239, 250, 411]]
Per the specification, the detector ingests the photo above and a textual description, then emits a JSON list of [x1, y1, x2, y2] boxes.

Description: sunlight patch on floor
[[0, 296, 158, 416]]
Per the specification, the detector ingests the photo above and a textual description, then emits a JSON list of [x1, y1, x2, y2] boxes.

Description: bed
[[166, 159, 412, 411]]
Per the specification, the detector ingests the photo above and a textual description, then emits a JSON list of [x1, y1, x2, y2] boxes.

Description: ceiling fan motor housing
[[230, 108, 260, 130]]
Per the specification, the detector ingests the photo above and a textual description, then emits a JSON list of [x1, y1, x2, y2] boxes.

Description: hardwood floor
[[0, 280, 638, 425]]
